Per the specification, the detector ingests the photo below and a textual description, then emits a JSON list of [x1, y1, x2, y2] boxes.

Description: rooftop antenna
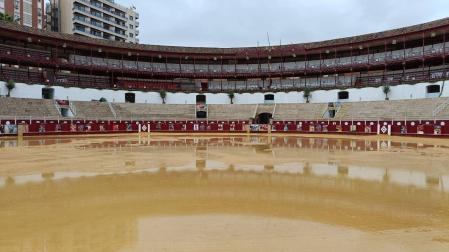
[[267, 32, 271, 48]]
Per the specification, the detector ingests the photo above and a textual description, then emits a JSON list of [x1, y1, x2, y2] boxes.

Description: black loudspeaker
[[264, 94, 275, 101], [125, 93, 135, 103], [427, 85, 441, 94], [338, 91, 349, 100], [42, 88, 55, 99]]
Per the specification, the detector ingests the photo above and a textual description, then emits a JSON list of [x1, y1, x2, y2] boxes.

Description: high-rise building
[[47, 0, 139, 43], [0, 0, 45, 29]]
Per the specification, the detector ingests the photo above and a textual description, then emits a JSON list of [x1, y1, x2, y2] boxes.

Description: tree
[[0, 13, 13, 22], [6, 79, 15, 97], [159, 90, 167, 104], [382, 85, 391, 100], [99, 97, 107, 102], [228, 91, 235, 104], [303, 88, 312, 103]]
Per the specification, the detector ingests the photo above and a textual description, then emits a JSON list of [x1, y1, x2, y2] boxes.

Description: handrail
[[2, 114, 449, 123], [253, 104, 259, 119], [69, 101, 77, 117], [272, 103, 277, 119], [53, 100, 62, 117], [107, 102, 117, 119], [433, 98, 449, 118]]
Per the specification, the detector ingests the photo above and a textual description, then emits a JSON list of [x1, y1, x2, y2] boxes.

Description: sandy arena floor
[[0, 134, 448, 252]]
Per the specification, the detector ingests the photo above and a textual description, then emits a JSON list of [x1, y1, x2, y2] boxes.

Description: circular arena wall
[[0, 81, 447, 104]]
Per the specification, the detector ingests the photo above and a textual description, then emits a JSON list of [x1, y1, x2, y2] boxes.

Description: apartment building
[[47, 0, 139, 43], [0, 0, 45, 29]]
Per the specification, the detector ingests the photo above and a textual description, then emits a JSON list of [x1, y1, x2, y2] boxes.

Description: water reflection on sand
[[0, 135, 449, 252]]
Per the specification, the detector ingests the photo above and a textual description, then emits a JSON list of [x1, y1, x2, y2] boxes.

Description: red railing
[[116, 80, 181, 91], [1, 66, 448, 92], [1, 43, 448, 79]]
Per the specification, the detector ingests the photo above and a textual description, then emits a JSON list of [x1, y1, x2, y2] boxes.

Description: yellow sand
[[0, 135, 448, 252]]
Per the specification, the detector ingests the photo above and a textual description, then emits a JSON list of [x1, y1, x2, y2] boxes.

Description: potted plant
[[382, 85, 391, 100], [303, 88, 312, 103], [0, 13, 13, 22], [159, 90, 167, 104], [228, 91, 235, 104], [6, 79, 15, 97]]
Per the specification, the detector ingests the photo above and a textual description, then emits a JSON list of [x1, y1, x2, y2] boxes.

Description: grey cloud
[[118, 0, 449, 47]]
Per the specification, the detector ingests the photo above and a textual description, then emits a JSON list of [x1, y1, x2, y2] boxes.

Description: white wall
[[1, 81, 448, 104]]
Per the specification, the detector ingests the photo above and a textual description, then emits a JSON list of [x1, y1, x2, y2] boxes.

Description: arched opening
[[256, 113, 272, 124]]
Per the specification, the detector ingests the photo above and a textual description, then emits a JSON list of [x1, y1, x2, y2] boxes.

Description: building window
[[75, 24, 86, 32]]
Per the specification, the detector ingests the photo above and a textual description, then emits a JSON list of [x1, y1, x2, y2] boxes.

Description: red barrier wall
[[1, 119, 449, 137]]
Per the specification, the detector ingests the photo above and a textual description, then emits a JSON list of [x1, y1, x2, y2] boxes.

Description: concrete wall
[[1, 81, 448, 104]]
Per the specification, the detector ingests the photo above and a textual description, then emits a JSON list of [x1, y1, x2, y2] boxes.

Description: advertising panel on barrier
[[2, 118, 449, 136], [400, 125, 408, 134], [336, 125, 342, 132], [39, 124, 46, 133], [417, 125, 425, 135], [0, 121, 18, 135], [250, 125, 260, 132], [365, 125, 372, 133], [309, 125, 315, 132], [350, 125, 357, 133], [434, 125, 442, 135], [296, 122, 302, 132], [259, 125, 269, 132], [168, 123, 174, 131]]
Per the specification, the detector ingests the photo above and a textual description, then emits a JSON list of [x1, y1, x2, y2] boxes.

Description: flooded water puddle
[[0, 135, 449, 252]]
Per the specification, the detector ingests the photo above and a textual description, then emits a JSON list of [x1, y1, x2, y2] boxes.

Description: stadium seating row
[[66, 42, 449, 73], [1, 97, 449, 121]]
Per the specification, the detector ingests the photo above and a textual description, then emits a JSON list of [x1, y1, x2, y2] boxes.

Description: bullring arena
[[1, 13, 449, 252]]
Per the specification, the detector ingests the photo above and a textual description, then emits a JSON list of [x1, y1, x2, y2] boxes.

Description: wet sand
[[0, 135, 449, 251]]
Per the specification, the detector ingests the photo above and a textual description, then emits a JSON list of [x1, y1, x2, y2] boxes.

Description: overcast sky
[[118, 0, 449, 48]]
